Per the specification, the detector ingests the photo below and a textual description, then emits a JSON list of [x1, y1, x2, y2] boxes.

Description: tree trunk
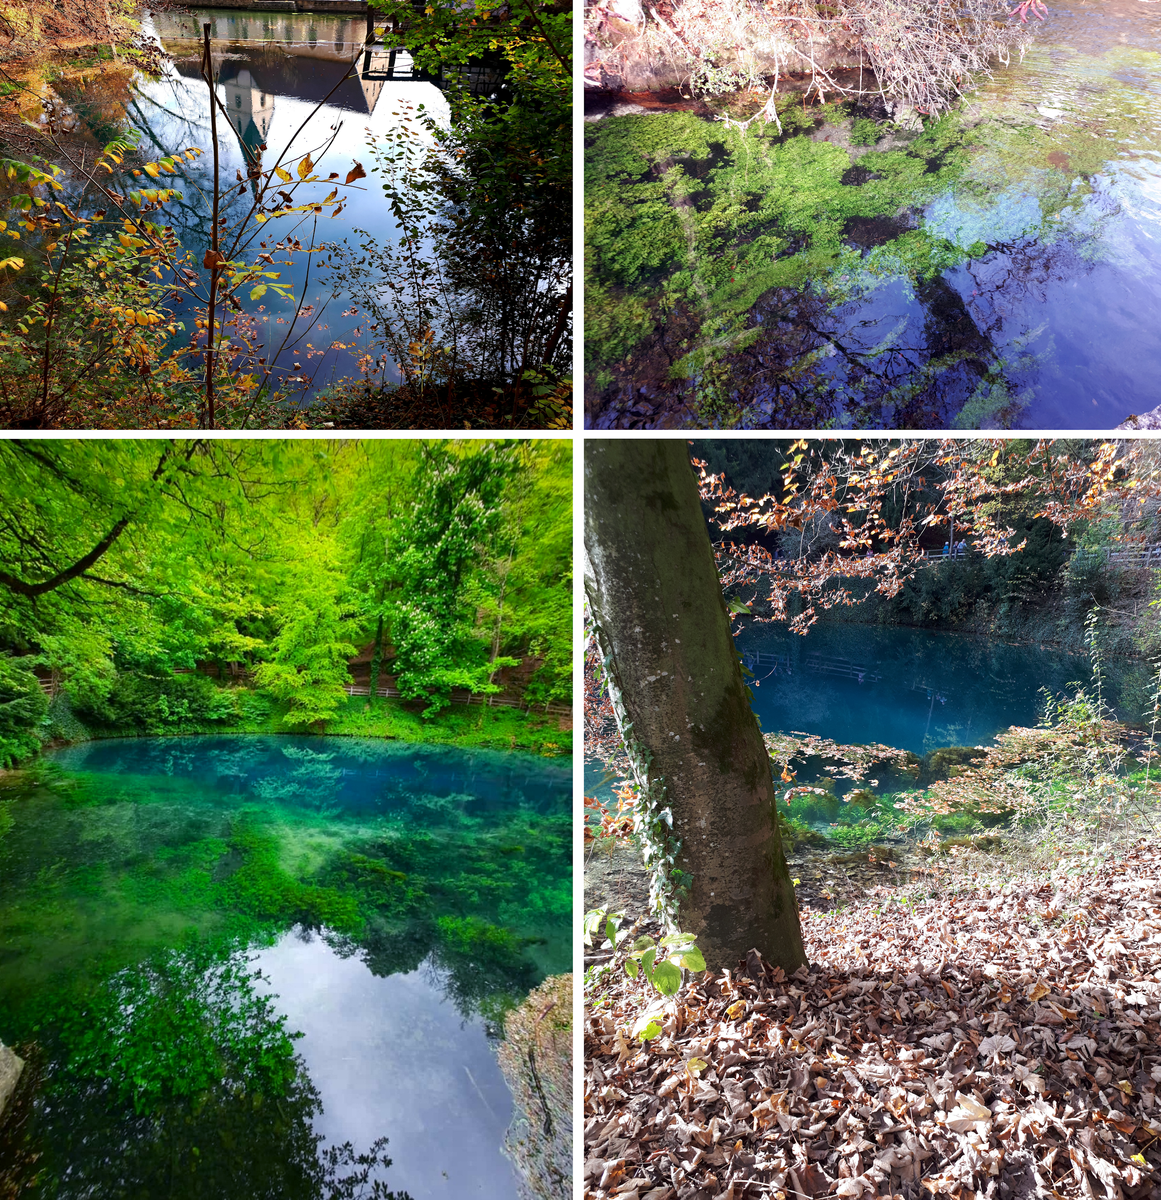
[[367, 614, 385, 707], [584, 440, 807, 975]]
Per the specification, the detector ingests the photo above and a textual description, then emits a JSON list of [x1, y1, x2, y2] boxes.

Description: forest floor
[[583, 834, 1161, 1200]]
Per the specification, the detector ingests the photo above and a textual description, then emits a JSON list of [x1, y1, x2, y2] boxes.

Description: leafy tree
[[585, 438, 1161, 971], [470, 440, 572, 705], [253, 591, 358, 730], [0, 654, 47, 766], [355, 0, 571, 411], [0, 438, 570, 752], [382, 442, 518, 714]]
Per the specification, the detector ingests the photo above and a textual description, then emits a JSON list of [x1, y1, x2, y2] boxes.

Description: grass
[[50, 689, 570, 760]]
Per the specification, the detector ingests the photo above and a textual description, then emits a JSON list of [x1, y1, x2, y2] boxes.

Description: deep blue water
[[50, 734, 569, 819], [585, 624, 1121, 801], [736, 622, 1096, 754]]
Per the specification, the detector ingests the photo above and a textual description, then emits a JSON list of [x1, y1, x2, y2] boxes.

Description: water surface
[[0, 735, 568, 1196], [736, 622, 1094, 753], [584, 623, 1127, 802], [69, 8, 453, 396], [585, 0, 1161, 428]]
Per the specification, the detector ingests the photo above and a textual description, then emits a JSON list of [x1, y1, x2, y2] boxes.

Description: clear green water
[[0, 735, 569, 1198]]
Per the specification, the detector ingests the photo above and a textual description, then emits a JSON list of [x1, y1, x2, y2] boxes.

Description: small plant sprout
[[624, 930, 706, 995], [583, 907, 628, 951]]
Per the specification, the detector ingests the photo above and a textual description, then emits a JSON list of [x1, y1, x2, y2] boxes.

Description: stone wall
[[0, 1043, 23, 1123]]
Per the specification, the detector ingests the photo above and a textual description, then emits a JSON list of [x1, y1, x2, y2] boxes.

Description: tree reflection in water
[[4, 943, 410, 1199], [594, 212, 1105, 430]]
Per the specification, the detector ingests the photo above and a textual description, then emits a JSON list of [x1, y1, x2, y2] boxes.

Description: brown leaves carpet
[[584, 841, 1161, 1200]]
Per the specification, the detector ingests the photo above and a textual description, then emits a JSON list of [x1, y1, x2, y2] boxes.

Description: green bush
[[0, 654, 49, 766], [73, 671, 240, 733]]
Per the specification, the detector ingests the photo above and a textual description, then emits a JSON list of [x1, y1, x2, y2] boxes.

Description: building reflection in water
[[154, 7, 508, 150]]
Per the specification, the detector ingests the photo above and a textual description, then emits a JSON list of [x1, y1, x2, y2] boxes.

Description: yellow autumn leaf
[[686, 1056, 708, 1077], [144, 163, 161, 178], [297, 154, 314, 180], [0, 256, 24, 270], [1027, 980, 1050, 1003], [275, 167, 291, 183], [0, 301, 6, 312]]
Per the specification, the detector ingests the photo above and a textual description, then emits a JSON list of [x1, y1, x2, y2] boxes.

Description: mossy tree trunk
[[583, 439, 806, 975]]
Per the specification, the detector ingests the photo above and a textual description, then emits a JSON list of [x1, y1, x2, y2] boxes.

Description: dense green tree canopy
[[0, 438, 571, 762]]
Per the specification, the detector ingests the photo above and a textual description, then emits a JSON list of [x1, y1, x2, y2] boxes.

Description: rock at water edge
[[0, 1042, 24, 1121], [498, 974, 572, 1200]]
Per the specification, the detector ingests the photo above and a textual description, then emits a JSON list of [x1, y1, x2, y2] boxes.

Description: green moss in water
[[584, 81, 1158, 419], [584, 110, 978, 395], [217, 818, 363, 934]]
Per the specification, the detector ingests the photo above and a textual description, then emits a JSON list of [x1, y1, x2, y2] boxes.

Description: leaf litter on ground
[[584, 839, 1161, 1200]]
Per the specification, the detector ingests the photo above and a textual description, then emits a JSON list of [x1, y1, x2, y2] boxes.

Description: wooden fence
[[343, 682, 569, 717]]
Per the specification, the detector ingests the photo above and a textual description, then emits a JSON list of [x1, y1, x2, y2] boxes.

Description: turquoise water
[[736, 622, 1097, 754], [584, 624, 1127, 801], [0, 736, 569, 1197]]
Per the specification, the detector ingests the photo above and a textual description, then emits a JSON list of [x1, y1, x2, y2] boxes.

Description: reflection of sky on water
[[129, 8, 452, 393], [253, 934, 519, 1200]]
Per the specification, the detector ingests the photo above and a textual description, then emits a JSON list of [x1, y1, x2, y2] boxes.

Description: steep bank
[[0, 0, 130, 64], [584, 0, 1030, 112], [499, 974, 573, 1200]]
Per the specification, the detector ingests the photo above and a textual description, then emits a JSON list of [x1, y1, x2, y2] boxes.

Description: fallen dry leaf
[[585, 839, 1161, 1200]]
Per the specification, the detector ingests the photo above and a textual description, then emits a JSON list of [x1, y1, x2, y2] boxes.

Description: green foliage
[[17, 935, 411, 1198], [381, 443, 517, 714], [73, 670, 240, 733], [0, 439, 570, 752], [321, 694, 571, 756], [253, 596, 357, 730], [54, 940, 301, 1115], [347, 0, 570, 403], [434, 914, 539, 1018], [623, 930, 706, 997], [0, 653, 48, 766], [582, 107, 996, 402], [584, 908, 706, 1020]]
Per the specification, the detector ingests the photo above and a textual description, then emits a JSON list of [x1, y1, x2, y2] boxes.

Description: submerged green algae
[[584, 57, 1161, 427]]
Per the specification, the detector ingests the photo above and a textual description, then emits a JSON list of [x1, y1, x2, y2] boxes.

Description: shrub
[[0, 653, 49, 766]]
